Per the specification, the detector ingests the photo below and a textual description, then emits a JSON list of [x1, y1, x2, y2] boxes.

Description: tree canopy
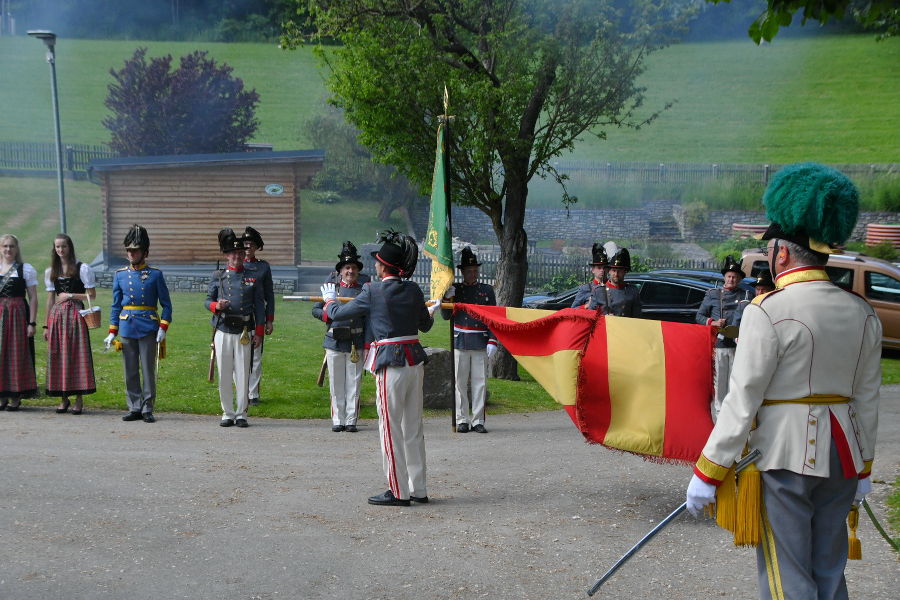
[[286, 0, 688, 378], [709, 0, 899, 42], [104, 48, 260, 156]]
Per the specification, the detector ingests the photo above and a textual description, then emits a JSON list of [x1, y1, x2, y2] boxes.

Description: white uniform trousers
[[248, 336, 264, 400], [454, 349, 488, 426], [375, 363, 426, 501], [712, 347, 736, 421], [326, 348, 362, 426], [215, 330, 251, 420]]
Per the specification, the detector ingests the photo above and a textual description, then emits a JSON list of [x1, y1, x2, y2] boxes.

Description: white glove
[[427, 298, 441, 316], [686, 474, 717, 517], [320, 283, 336, 302], [156, 328, 166, 343], [486, 343, 498, 358], [855, 478, 872, 504], [103, 333, 115, 350], [445, 285, 456, 299]]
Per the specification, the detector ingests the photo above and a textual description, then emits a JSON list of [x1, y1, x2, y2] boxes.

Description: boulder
[[422, 347, 453, 409]]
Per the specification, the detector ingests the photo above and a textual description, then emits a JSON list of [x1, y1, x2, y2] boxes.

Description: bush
[[857, 176, 900, 212], [709, 235, 764, 263], [103, 48, 259, 156], [681, 201, 708, 230], [545, 272, 584, 293], [845, 241, 899, 261]]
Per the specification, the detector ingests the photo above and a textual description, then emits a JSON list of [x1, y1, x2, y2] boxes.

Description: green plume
[[763, 162, 859, 246]]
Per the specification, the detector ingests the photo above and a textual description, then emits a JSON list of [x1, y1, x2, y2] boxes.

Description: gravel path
[[2, 388, 897, 600]]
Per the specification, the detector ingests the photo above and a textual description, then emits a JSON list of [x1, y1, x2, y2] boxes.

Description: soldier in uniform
[[589, 247, 641, 317], [571, 243, 607, 309], [441, 247, 497, 433], [104, 225, 172, 423], [312, 241, 367, 433], [241, 227, 274, 406], [753, 269, 775, 296], [696, 255, 752, 419], [321, 231, 437, 507], [205, 229, 265, 428], [686, 163, 881, 600]]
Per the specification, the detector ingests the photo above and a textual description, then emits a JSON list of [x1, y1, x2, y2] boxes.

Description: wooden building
[[88, 150, 324, 266]]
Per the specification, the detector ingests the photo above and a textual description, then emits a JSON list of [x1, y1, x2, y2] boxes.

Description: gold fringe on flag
[[734, 462, 762, 547], [714, 466, 737, 532], [848, 505, 862, 560]]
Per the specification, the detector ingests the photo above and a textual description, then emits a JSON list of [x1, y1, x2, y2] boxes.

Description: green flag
[[423, 121, 453, 300]]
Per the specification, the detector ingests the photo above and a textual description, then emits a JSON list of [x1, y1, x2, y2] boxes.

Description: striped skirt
[[0, 296, 37, 397], [45, 299, 96, 396]]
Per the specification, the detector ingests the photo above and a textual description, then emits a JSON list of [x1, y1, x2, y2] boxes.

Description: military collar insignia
[[606, 281, 622, 290], [775, 266, 829, 288]]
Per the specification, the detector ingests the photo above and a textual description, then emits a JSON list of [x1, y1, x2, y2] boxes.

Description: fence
[[378, 251, 720, 292], [0, 141, 115, 177]]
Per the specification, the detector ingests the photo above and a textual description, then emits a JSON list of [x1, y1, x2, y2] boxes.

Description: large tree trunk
[[489, 171, 529, 380]]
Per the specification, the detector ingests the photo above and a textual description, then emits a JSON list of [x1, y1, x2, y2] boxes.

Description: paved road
[[2, 388, 897, 600]]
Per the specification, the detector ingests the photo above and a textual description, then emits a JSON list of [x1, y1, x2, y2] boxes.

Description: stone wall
[[93, 270, 298, 293]]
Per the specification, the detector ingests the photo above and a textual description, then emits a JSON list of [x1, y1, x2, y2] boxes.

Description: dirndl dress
[[45, 264, 96, 396], [0, 263, 38, 397]]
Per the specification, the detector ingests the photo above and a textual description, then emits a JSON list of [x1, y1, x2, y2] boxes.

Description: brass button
[[809, 419, 817, 425], [809, 439, 816, 445], [808, 458, 816, 464]]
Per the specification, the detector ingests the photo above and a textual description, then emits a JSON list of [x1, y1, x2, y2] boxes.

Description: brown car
[[742, 250, 900, 350]]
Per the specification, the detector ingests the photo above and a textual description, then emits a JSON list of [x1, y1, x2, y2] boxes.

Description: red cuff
[[209, 302, 219, 313], [255, 325, 265, 337], [159, 322, 169, 331], [487, 340, 497, 346], [108, 326, 118, 335], [706, 318, 713, 326], [266, 314, 274, 322]]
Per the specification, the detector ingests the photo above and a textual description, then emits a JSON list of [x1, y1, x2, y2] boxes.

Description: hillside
[[0, 35, 897, 163]]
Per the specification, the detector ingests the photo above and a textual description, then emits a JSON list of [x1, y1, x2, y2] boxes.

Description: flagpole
[[443, 87, 458, 433]]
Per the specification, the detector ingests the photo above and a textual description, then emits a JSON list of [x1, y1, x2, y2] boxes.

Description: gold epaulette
[[751, 288, 782, 305]]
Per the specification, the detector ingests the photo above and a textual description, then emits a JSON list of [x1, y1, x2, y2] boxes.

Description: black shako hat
[[123, 224, 150, 251], [336, 240, 364, 271], [754, 269, 775, 290], [371, 230, 418, 278], [589, 243, 608, 267], [721, 255, 743, 276], [608, 247, 631, 271], [218, 228, 244, 253], [243, 226, 264, 250], [457, 246, 481, 270]]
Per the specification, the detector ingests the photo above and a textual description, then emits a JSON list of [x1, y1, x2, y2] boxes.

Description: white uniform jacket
[[694, 266, 881, 484]]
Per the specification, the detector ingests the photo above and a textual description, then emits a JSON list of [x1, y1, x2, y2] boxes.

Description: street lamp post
[[27, 29, 66, 234]]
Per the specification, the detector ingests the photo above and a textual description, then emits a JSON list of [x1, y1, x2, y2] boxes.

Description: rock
[[423, 347, 453, 409]]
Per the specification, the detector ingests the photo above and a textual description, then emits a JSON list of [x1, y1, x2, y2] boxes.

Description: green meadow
[[0, 34, 897, 163]]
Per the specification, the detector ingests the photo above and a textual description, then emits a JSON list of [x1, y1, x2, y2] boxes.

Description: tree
[[707, 0, 899, 42], [284, 0, 687, 378], [104, 48, 260, 156], [302, 106, 423, 223]]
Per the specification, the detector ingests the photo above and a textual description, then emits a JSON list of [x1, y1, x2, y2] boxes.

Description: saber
[[861, 498, 900, 552], [587, 448, 762, 596], [283, 295, 453, 309]]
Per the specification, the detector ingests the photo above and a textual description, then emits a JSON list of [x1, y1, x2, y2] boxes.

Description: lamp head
[[27, 30, 57, 49]]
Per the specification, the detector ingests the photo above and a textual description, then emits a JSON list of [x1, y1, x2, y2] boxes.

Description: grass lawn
[[22, 288, 559, 420], [1, 35, 896, 163]]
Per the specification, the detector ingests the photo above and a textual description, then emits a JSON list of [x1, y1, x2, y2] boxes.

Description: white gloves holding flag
[[427, 299, 442, 317], [855, 478, 872, 504], [320, 283, 337, 303], [444, 285, 456, 299], [486, 343, 498, 358], [103, 333, 116, 350], [156, 328, 166, 343], [686, 474, 717, 517]]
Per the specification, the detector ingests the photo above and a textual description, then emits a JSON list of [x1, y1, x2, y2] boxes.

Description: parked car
[[650, 268, 756, 293], [741, 250, 900, 349], [522, 273, 718, 323]]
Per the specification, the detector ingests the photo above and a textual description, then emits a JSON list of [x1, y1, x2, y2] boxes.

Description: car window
[[640, 282, 689, 305], [825, 266, 854, 290], [685, 288, 705, 306], [750, 260, 769, 278], [865, 271, 900, 303]]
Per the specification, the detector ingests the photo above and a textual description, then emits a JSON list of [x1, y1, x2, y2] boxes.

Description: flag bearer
[[686, 163, 881, 600]]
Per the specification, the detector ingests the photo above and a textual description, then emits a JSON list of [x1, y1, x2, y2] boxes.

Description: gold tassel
[[734, 463, 761, 547], [715, 466, 737, 533], [847, 505, 862, 560]]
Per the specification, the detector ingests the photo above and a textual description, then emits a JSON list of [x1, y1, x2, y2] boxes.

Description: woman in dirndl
[[0, 234, 39, 409], [43, 234, 96, 414]]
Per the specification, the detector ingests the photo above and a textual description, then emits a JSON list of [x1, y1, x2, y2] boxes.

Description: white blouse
[[44, 262, 97, 291], [2, 262, 38, 288]]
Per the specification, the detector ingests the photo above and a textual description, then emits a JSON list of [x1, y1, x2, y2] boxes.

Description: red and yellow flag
[[455, 305, 716, 464]]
